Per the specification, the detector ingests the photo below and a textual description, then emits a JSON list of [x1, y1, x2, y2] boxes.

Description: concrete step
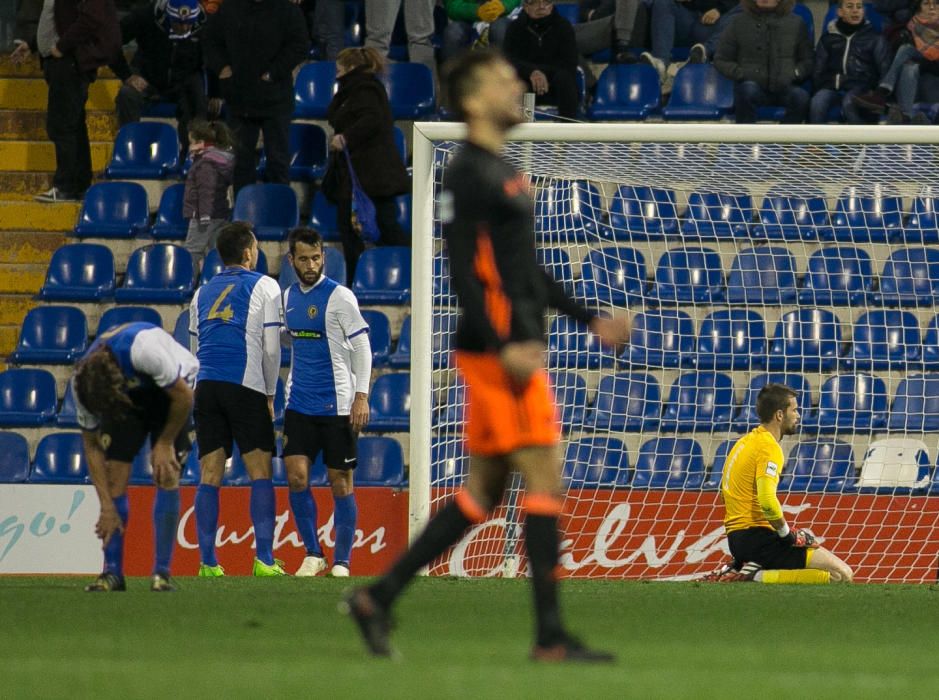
[[0, 263, 46, 294], [0, 109, 117, 141], [0, 324, 18, 359], [0, 77, 121, 111], [0, 55, 117, 80], [0, 140, 112, 173], [0, 294, 39, 325], [0, 231, 68, 264], [0, 200, 80, 231], [0, 172, 55, 200]]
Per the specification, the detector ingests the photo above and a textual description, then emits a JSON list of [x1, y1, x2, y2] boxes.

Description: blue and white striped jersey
[[73, 322, 199, 430], [190, 267, 283, 394], [284, 276, 370, 416]]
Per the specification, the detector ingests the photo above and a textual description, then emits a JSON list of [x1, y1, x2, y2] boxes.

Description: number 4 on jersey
[[208, 284, 235, 322]]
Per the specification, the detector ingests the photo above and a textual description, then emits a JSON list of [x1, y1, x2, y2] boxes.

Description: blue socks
[[194, 483, 219, 566], [333, 493, 357, 566], [103, 494, 129, 577], [289, 489, 323, 557], [251, 479, 276, 565], [153, 488, 180, 576]]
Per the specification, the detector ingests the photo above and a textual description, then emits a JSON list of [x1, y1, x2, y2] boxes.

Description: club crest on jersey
[[307, 305, 318, 320], [100, 433, 112, 450], [766, 461, 779, 477]]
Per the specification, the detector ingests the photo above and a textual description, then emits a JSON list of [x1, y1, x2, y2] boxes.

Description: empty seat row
[[0, 431, 405, 487], [536, 180, 939, 244]]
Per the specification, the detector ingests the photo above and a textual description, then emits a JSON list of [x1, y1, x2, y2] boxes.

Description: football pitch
[[2, 577, 938, 699]]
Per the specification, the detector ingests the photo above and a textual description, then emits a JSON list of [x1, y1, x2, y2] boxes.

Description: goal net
[[409, 123, 939, 584]]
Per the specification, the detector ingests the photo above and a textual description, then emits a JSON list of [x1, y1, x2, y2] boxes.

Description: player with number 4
[[189, 222, 286, 576]]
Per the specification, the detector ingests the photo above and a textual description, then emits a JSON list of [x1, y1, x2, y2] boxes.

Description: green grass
[[2, 578, 939, 699]]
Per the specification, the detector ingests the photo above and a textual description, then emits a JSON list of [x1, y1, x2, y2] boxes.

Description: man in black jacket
[[203, 0, 309, 193], [504, 0, 580, 119], [12, 0, 121, 202], [640, 0, 741, 81], [714, 0, 814, 123]]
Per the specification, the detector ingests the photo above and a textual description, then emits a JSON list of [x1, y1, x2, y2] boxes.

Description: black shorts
[[99, 385, 193, 464], [282, 410, 356, 470], [727, 527, 809, 570], [194, 380, 275, 457]]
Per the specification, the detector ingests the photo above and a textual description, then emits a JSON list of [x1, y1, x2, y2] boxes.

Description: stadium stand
[[74, 182, 150, 238], [587, 64, 660, 121], [10, 305, 88, 364], [632, 437, 705, 489], [29, 432, 88, 483], [115, 244, 195, 302], [0, 369, 58, 427], [351, 247, 411, 304], [367, 373, 410, 431], [232, 184, 300, 241], [150, 183, 188, 240], [0, 432, 31, 483], [357, 436, 407, 486], [105, 122, 180, 178], [563, 436, 629, 489], [38, 244, 116, 301]]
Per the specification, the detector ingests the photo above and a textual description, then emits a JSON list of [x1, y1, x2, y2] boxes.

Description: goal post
[[409, 122, 939, 583]]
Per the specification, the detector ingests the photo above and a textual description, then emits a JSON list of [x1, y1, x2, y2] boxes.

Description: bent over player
[[718, 383, 854, 583], [343, 50, 630, 661], [73, 321, 198, 592], [283, 227, 372, 577]]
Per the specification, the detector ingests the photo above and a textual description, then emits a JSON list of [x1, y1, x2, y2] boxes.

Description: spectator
[[504, 0, 580, 120], [307, 0, 343, 61], [810, 0, 891, 123], [641, 0, 741, 81], [11, 0, 121, 202], [182, 119, 235, 271], [443, 0, 520, 62], [874, 0, 918, 46], [365, 0, 437, 79], [714, 0, 813, 123], [110, 0, 213, 156], [325, 47, 410, 286], [203, 0, 309, 194], [575, 0, 647, 64]]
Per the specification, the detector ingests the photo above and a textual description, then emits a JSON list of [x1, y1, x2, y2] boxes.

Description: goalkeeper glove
[[792, 528, 818, 547]]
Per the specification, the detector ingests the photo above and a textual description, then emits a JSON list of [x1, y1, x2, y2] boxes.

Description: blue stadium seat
[[703, 439, 735, 490], [922, 314, 939, 369], [802, 374, 888, 433], [842, 310, 921, 370], [553, 2, 579, 23], [151, 183, 187, 239], [534, 179, 606, 242], [294, 61, 337, 118], [278, 253, 298, 290], [632, 437, 705, 489], [432, 382, 464, 433], [0, 431, 30, 482], [200, 248, 269, 286], [536, 248, 573, 289], [798, 246, 874, 306], [258, 123, 328, 181], [574, 247, 646, 306], [903, 190, 939, 244], [115, 244, 195, 303], [607, 185, 679, 241], [39, 243, 116, 301], [10, 306, 88, 364], [324, 246, 346, 284], [659, 372, 735, 432], [549, 371, 587, 432], [780, 440, 856, 492], [367, 373, 410, 431], [622, 309, 695, 368], [563, 437, 627, 489], [393, 125, 408, 164], [647, 247, 724, 304], [173, 308, 191, 350], [753, 191, 829, 241], [105, 122, 180, 178], [351, 247, 411, 304], [694, 309, 767, 370], [56, 379, 79, 427], [431, 438, 469, 487], [829, 186, 903, 242], [389, 315, 411, 368], [662, 64, 734, 120], [726, 246, 798, 304], [888, 375, 939, 431], [733, 373, 812, 432], [308, 190, 341, 242], [872, 247, 939, 306], [74, 181, 150, 238], [0, 368, 57, 426], [361, 310, 391, 366], [357, 437, 406, 486], [232, 184, 299, 241], [548, 316, 616, 370], [29, 432, 88, 482], [382, 62, 436, 119], [767, 308, 843, 371], [681, 191, 752, 240], [95, 306, 163, 337], [587, 372, 660, 432], [793, 2, 815, 40], [587, 64, 661, 120]]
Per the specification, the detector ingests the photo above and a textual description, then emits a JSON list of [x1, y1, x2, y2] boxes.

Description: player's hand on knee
[[590, 314, 632, 349], [151, 440, 181, 488], [499, 341, 545, 387], [96, 506, 124, 546]]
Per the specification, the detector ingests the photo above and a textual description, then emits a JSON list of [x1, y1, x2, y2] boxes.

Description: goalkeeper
[[717, 383, 854, 584]]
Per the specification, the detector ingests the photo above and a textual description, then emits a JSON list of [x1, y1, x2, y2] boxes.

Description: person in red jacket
[[12, 0, 121, 202]]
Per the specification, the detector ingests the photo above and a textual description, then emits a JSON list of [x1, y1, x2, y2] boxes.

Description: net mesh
[[425, 138, 939, 583]]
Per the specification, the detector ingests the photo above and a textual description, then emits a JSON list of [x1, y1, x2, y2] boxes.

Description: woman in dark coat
[[326, 47, 411, 286]]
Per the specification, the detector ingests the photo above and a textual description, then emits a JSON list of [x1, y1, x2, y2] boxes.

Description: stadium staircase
[[0, 54, 118, 370]]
